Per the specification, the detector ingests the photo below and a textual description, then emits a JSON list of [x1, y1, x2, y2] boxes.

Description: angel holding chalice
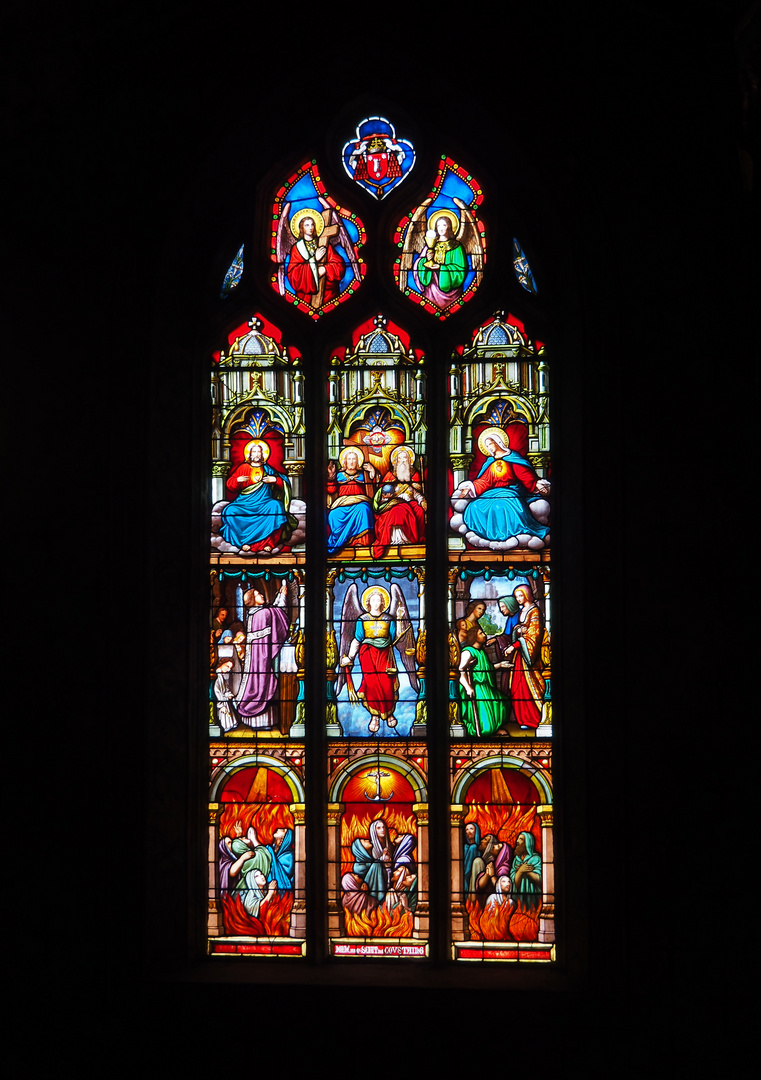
[[337, 583, 419, 735], [401, 197, 484, 311]]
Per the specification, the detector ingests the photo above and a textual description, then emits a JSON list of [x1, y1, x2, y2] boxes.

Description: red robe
[[373, 471, 426, 548], [509, 605, 546, 729], [287, 239, 344, 304], [354, 613, 398, 721]]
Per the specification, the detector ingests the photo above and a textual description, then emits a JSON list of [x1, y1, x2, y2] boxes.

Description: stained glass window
[[448, 313, 553, 959], [321, 317, 430, 956], [270, 162, 365, 319], [342, 117, 415, 200], [208, 314, 307, 956], [206, 123, 557, 966]]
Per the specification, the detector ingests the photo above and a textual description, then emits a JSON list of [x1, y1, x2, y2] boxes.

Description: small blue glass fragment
[[221, 243, 244, 298], [513, 238, 537, 295]]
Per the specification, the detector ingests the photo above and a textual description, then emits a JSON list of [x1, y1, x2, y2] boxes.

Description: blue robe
[[463, 822, 481, 897], [510, 831, 543, 911], [350, 832, 415, 906], [463, 452, 548, 542], [327, 470, 374, 554], [265, 828, 295, 892], [221, 464, 291, 548]]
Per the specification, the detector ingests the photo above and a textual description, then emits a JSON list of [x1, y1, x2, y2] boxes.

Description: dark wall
[[9, 1, 755, 1065]]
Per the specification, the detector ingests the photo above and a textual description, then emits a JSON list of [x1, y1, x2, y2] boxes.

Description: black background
[[8, 1, 756, 1067]]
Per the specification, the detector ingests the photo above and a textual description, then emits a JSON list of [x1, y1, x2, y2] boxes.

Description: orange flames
[[220, 801, 293, 845], [464, 802, 537, 847], [222, 888, 293, 937], [218, 803, 295, 938], [344, 904, 414, 939], [340, 807, 417, 938], [260, 888, 293, 937], [340, 808, 417, 876], [465, 894, 540, 942], [463, 803, 542, 943], [507, 907, 540, 942]]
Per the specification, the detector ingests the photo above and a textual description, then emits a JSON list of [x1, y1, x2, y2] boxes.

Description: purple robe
[[495, 841, 512, 881], [218, 839, 234, 892], [340, 872, 379, 916], [235, 598, 289, 726]]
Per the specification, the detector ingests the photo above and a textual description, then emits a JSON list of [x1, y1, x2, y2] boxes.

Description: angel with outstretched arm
[[336, 582, 418, 734]]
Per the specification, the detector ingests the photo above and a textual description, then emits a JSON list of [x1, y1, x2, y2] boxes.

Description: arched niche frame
[[451, 755, 554, 953], [208, 754, 307, 946], [327, 753, 429, 943]]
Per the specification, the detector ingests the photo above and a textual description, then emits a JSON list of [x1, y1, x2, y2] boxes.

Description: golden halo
[[478, 427, 510, 457], [390, 444, 415, 467], [290, 208, 325, 239], [361, 585, 390, 612], [243, 438, 271, 462], [339, 445, 365, 469], [426, 208, 459, 237]]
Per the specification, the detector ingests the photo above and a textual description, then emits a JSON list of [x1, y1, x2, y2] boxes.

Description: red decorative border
[[271, 161, 366, 322], [394, 156, 486, 321]]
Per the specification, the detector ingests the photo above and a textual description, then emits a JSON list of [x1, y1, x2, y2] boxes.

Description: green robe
[[460, 645, 505, 737], [417, 239, 467, 296], [229, 838, 273, 917]]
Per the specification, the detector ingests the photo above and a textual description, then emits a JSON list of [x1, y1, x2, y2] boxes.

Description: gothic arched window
[[204, 110, 560, 967]]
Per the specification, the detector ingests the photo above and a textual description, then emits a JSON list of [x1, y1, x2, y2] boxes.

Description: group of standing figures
[[327, 443, 425, 558], [212, 580, 297, 735], [463, 823, 542, 939], [456, 585, 548, 737]]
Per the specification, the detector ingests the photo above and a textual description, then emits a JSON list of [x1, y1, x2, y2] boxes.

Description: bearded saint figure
[[234, 580, 290, 730], [500, 584, 547, 731], [371, 445, 426, 558]]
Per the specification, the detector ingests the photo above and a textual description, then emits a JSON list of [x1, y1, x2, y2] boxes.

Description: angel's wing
[[399, 198, 431, 290], [320, 197, 360, 285], [390, 582, 419, 693], [335, 583, 362, 696], [275, 201, 294, 296], [453, 197, 485, 273]]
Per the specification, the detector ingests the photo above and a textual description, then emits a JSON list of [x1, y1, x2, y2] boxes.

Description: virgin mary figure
[[455, 427, 551, 549]]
